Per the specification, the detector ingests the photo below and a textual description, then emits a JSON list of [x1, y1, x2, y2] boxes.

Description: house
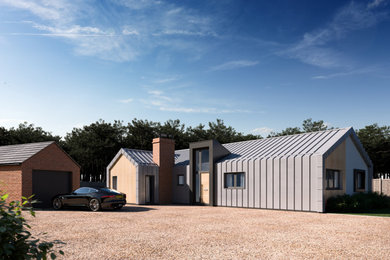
[[106, 127, 373, 212], [0, 141, 80, 207]]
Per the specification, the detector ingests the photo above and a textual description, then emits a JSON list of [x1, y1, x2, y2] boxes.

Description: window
[[74, 187, 90, 194], [200, 149, 209, 171], [112, 176, 117, 190], [354, 169, 366, 192], [326, 169, 342, 190], [177, 175, 185, 186], [224, 173, 245, 188], [195, 149, 209, 172]]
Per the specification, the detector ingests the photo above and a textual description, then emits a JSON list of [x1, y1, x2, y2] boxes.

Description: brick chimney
[[153, 137, 175, 204]]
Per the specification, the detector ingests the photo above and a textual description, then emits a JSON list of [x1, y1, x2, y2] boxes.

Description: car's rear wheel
[[52, 198, 62, 210], [89, 198, 101, 212]]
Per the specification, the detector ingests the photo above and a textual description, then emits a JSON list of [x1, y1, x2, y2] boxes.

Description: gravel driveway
[[26, 205, 390, 259]]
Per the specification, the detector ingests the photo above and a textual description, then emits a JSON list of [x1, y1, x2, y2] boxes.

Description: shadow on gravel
[[32, 205, 156, 213]]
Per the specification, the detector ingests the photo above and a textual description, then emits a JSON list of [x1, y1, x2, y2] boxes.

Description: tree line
[[0, 118, 389, 181]]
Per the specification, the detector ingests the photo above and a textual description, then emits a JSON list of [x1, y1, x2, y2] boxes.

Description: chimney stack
[[153, 137, 175, 204]]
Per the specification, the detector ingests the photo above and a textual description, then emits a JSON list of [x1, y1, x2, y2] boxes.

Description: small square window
[[326, 169, 342, 190], [224, 173, 245, 188], [177, 175, 185, 186], [354, 169, 366, 192]]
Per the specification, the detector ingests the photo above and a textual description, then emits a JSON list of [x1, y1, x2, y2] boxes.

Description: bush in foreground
[[326, 192, 390, 213], [0, 194, 64, 259]]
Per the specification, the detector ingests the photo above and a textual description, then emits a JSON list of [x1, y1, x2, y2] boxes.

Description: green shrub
[[326, 192, 390, 213], [0, 194, 64, 259]]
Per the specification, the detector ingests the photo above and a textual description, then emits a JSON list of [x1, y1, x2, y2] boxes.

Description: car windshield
[[99, 188, 120, 194]]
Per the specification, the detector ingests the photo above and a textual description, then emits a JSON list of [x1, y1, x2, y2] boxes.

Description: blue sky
[[0, 0, 389, 137]]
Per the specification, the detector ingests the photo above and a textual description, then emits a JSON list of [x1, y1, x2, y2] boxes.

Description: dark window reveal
[[224, 173, 245, 188], [354, 169, 366, 192], [112, 176, 118, 190], [326, 169, 342, 190]]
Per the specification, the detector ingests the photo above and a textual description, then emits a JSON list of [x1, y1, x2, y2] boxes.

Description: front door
[[145, 176, 155, 204], [200, 172, 209, 204]]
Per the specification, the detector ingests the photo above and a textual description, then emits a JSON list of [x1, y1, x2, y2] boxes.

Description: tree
[[156, 119, 187, 149], [357, 124, 390, 176], [186, 124, 209, 143], [268, 118, 330, 137], [0, 123, 60, 145], [64, 120, 126, 182], [0, 127, 11, 146], [268, 127, 302, 137], [302, 118, 329, 132], [126, 119, 158, 150]]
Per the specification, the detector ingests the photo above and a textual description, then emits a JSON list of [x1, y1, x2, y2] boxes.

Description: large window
[[112, 176, 118, 190], [354, 169, 366, 192], [326, 169, 341, 190], [224, 173, 245, 188]]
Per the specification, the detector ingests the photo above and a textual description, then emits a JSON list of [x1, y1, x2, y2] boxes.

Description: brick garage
[[0, 141, 80, 207]]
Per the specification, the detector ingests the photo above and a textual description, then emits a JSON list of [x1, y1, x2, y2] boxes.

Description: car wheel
[[52, 198, 62, 210], [89, 198, 101, 212]]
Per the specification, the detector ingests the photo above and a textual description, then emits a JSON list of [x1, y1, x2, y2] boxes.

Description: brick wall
[[373, 179, 390, 196], [21, 143, 80, 198], [0, 165, 22, 202], [153, 138, 175, 204]]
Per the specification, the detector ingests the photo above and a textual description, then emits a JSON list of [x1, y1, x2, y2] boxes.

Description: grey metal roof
[[121, 148, 190, 167], [110, 127, 372, 168], [123, 149, 156, 166], [175, 149, 189, 166], [172, 127, 371, 166], [218, 127, 357, 163], [0, 141, 54, 165]]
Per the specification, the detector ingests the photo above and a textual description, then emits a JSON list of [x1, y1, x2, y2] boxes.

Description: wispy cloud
[[118, 98, 133, 103], [153, 76, 179, 84], [312, 66, 383, 79], [210, 60, 259, 71], [281, 1, 389, 68], [251, 127, 273, 136], [0, 0, 218, 62], [368, 0, 388, 9], [143, 89, 253, 114]]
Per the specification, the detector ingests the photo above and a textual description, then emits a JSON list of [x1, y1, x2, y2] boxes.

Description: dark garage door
[[32, 170, 72, 208]]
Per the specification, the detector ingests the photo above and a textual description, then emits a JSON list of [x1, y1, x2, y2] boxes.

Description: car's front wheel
[[52, 197, 62, 210], [89, 198, 101, 212]]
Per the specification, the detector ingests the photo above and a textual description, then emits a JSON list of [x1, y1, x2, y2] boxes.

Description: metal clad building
[[107, 127, 373, 212]]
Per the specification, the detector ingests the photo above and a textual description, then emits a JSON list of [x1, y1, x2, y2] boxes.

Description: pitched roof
[[123, 148, 156, 166], [109, 127, 372, 168], [219, 127, 350, 162], [175, 149, 189, 166], [0, 141, 54, 165]]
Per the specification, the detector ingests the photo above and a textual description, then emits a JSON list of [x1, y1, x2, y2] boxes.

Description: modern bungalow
[[106, 127, 373, 212]]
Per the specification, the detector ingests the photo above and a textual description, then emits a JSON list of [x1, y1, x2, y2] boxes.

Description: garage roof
[[0, 141, 54, 165]]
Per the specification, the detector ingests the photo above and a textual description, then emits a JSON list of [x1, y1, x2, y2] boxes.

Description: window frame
[[224, 172, 245, 189], [325, 169, 342, 190], [112, 176, 118, 190], [177, 174, 185, 186], [354, 169, 366, 192]]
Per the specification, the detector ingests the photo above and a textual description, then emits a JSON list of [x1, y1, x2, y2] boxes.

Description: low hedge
[[326, 192, 390, 213]]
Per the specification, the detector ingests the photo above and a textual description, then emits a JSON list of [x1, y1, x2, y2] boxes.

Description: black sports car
[[52, 187, 126, 211]]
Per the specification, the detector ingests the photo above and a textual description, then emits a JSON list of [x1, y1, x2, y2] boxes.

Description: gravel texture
[[26, 205, 390, 259]]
